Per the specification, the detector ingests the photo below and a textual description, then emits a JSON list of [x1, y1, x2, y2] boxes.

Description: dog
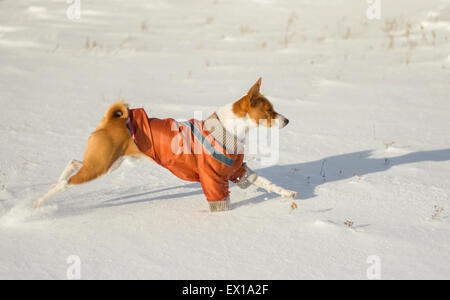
[[34, 78, 297, 211]]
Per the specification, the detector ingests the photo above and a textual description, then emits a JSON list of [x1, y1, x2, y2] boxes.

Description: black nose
[[284, 118, 289, 126]]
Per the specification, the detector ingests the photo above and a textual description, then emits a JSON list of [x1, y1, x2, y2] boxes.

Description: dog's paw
[[282, 190, 298, 199], [33, 198, 42, 209]]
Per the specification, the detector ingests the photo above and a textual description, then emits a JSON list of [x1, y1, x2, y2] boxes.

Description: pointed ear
[[247, 77, 262, 100]]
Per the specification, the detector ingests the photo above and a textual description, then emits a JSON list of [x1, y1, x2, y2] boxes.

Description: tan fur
[[248, 96, 278, 127], [68, 100, 142, 185], [233, 78, 280, 127], [97, 99, 129, 128]]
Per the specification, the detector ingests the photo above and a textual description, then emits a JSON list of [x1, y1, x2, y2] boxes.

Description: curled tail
[[104, 100, 129, 122], [97, 100, 129, 129]]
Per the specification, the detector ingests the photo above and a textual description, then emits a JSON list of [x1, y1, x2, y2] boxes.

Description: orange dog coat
[[127, 108, 247, 203]]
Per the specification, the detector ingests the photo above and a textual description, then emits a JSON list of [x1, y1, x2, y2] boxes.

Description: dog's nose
[[284, 118, 289, 126]]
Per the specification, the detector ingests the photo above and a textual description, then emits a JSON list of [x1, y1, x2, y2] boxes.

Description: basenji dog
[[34, 78, 297, 211]]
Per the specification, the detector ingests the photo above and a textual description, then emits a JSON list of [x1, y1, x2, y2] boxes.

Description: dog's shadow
[[87, 148, 450, 211], [233, 148, 450, 208], [101, 185, 202, 206]]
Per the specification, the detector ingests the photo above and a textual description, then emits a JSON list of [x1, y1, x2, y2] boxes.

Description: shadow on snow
[[92, 148, 450, 210]]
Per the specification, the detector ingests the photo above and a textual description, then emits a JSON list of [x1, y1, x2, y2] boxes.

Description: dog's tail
[[97, 100, 129, 128], [104, 100, 129, 122]]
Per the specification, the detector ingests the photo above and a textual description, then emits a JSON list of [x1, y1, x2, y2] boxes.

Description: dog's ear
[[247, 77, 262, 101]]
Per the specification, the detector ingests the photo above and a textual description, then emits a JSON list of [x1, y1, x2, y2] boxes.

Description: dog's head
[[232, 78, 289, 129]]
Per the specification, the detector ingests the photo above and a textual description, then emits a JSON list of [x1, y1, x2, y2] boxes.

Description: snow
[[0, 0, 449, 279]]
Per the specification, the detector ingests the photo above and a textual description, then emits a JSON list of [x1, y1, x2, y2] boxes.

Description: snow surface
[[0, 0, 449, 279]]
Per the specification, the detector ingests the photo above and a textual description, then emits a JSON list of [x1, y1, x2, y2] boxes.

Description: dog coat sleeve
[[198, 172, 232, 212], [229, 163, 257, 189], [231, 163, 258, 189], [199, 171, 230, 203]]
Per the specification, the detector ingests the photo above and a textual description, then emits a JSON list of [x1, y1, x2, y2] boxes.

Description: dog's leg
[[34, 159, 83, 208], [108, 156, 124, 174], [238, 167, 297, 198], [34, 180, 71, 209], [35, 130, 133, 208], [57, 159, 83, 183], [35, 154, 125, 208], [252, 175, 297, 198]]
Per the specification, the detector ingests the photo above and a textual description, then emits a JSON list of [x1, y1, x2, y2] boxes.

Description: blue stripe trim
[[183, 121, 235, 167]]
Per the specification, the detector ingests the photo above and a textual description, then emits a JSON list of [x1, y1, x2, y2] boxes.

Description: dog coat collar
[[126, 108, 159, 162], [204, 113, 244, 155], [126, 109, 136, 140]]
